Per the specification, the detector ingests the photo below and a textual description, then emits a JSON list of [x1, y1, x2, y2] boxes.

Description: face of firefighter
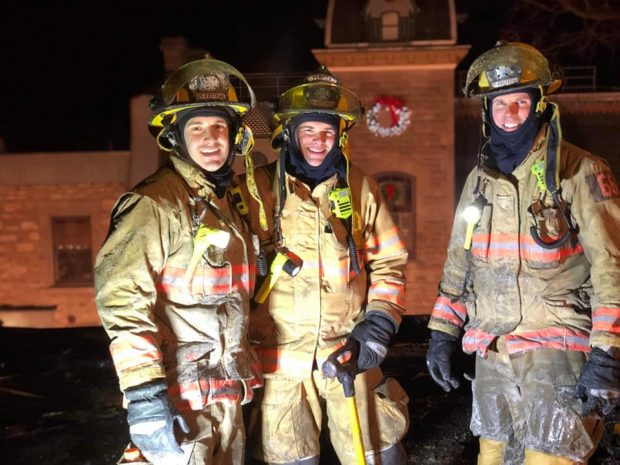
[[490, 92, 532, 132], [183, 116, 230, 172], [295, 121, 336, 166]]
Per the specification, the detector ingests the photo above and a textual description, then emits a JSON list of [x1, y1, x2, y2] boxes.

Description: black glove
[[348, 311, 398, 371], [125, 381, 190, 457], [426, 330, 461, 392], [574, 347, 620, 417]]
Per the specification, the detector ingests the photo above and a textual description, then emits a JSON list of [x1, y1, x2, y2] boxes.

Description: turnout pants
[[248, 367, 409, 464], [471, 338, 604, 465]]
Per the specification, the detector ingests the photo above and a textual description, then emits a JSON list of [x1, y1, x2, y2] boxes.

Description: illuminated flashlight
[[183, 225, 231, 288], [462, 196, 486, 250], [254, 248, 303, 304]]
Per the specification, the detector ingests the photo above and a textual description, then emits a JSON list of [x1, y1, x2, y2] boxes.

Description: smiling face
[[182, 115, 230, 172], [295, 120, 337, 166], [490, 92, 532, 132]]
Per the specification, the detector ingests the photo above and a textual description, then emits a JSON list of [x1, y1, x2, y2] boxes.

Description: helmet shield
[[278, 82, 361, 123], [276, 66, 361, 125], [149, 58, 256, 129], [464, 42, 562, 98]]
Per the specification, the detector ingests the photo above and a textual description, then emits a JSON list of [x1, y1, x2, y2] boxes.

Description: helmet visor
[[278, 82, 361, 122], [150, 59, 256, 128]]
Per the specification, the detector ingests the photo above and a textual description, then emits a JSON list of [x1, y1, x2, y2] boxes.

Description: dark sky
[[0, 0, 617, 153], [0, 1, 328, 153]]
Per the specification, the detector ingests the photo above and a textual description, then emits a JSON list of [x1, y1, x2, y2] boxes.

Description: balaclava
[[284, 113, 346, 189], [486, 88, 547, 175], [175, 107, 238, 198]]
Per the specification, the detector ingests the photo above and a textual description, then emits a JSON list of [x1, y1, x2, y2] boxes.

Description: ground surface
[[1, 318, 618, 465]]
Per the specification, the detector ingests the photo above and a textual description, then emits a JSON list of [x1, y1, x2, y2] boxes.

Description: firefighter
[[426, 42, 620, 464], [243, 67, 410, 465], [95, 58, 267, 465]]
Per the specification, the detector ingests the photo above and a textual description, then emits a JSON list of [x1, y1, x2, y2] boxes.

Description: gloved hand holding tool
[[426, 330, 462, 392], [125, 381, 190, 462], [322, 343, 367, 465], [348, 311, 398, 371], [574, 347, 620, 417]]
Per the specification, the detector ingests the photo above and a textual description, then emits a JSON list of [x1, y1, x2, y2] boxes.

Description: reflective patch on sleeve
[[586, 171, 620, 202]]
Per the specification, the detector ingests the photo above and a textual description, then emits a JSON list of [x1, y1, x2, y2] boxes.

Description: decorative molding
[[313, 45, 470, 72]]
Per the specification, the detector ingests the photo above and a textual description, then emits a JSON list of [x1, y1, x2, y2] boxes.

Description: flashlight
[[462, 196, 486, 250], [183, 225, 231, 288], [254, 248, 303, 304]]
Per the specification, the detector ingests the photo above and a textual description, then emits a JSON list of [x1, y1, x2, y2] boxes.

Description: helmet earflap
[[155, 114, 180, 152]]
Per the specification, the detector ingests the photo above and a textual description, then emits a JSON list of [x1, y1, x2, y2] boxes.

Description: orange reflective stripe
[[462, 328, 495, 357], [431, 295, 467, 328], [505, 327, 590, 353], [170, 378, 260, 412], [159, 264, 254, 295], [368, 279, 405, 307], [255, 347, 314, 377], [255, 341, 347, 378], [592, 306, 620, 334], [110, 333, 162, 373], [303, 258, 356, 284], [471, 233, 583, 261], [364, 226, 406, 261]]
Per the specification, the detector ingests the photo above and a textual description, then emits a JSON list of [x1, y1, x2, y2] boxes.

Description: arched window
[[375, 173, 415, 259], [381, 12, 400, 41]]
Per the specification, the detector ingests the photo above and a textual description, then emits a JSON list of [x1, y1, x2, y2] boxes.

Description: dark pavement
[[0, 318, 618, 464]]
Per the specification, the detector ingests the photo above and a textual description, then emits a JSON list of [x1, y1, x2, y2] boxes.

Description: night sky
[[0, 1, 327, 153], [0, 0, 617, 153]]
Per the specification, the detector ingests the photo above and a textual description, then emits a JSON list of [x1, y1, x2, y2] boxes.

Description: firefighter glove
[[125, 381, 190, 457], [426, 330, 461, 392], [574, 347, 620, 417], [349, 311, 398, 371]]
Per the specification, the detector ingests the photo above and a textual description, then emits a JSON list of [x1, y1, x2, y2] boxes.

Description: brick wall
[[314, 46, 469, 315], [339, 69, 455, 315], [0, 182, 126, 327]]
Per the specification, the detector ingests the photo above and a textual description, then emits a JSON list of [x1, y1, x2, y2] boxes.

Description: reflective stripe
[[158, 264, 255, 295], [302, 258, 357, 283], [256, 340, 346, 378], [430, 296, 467, 328], [463, 328, 495, 357], [463, 327, 591, 357], [368, 279, 405, 307], [110, 333, 162, 373], [170, 377, 262, 412], [364, 226, 406, 261], [505, 327, 590, 354], [471, 233, 584, 261], [592, 306, 620, 334]]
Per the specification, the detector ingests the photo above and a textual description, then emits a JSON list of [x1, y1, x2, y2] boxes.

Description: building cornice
[[312, 45, 470, 72]]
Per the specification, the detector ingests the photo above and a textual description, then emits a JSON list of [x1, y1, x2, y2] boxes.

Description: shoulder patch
[[586, 171, 620, 202]]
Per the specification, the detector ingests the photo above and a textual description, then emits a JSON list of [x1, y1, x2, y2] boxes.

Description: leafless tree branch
[[557, 0, 620, 21]]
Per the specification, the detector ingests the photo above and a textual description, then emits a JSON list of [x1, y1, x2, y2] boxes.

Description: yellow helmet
[[275, 66, 362, 126], [464, 42, 562, 98], [148, 57, 256, 130]]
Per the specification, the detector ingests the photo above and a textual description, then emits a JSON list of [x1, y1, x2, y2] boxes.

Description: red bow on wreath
[[375, 96, 405, 126]]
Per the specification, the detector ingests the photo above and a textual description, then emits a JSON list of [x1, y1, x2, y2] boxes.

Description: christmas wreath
[[366, 96, 411, 137]]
